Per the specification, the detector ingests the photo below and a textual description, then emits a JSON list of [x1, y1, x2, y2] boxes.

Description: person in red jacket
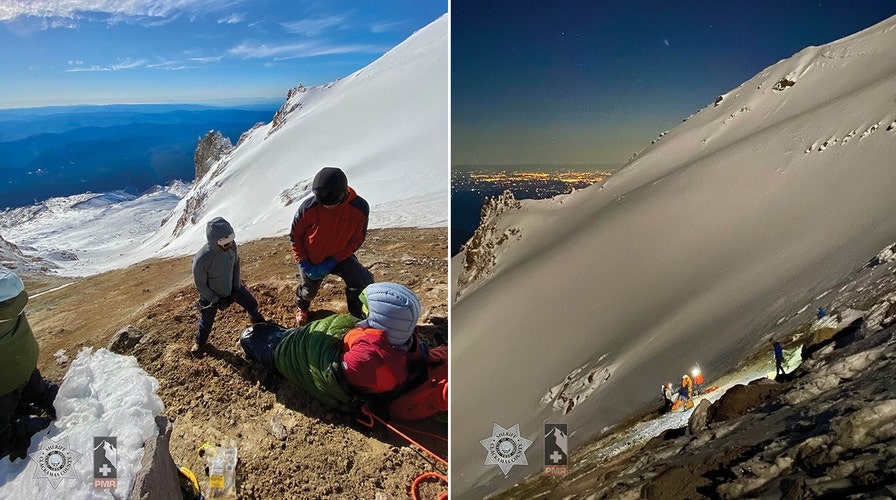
[[340, 282, 426, 394], [290, 167, 374, 325]]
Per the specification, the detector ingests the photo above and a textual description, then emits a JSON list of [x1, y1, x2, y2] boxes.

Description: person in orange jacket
[[340, 282, 427, 394], [680, 374, 694, 402], [289, 167, 374, 326]]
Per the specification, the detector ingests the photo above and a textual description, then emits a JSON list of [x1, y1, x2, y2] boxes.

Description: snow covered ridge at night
[[452, 13, 896, 498], [498, 260, 896, 498], [0, 14, 448, 277]]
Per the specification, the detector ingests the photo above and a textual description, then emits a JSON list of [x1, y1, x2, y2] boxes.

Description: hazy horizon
[[452, 162, 624, 172], [0, 97, 285, 112]]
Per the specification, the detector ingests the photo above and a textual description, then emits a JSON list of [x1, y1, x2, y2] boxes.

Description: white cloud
[[218, 12, 242, 24], [65, 65, 103, 72], [281, 14, 348, 36], [0, 0, 241, 24], [41, 16, 77, 29], [228, 40, 386, 59], [370, 21, 403, 34], [64, 57, 147, 72], [188, 56, 222, 63], [111, 58, 147, 70]]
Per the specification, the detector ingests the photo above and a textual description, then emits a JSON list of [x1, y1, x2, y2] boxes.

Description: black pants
[[295, 255, 373, 318], [239, 323, 290, 368], [0, 369, 57, 460], [196, 283, 264, 345]]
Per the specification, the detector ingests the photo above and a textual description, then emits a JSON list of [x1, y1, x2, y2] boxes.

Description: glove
[[319, 256, 339, 274], [303, 265, 325, 280], [298, 260, 314, 275]]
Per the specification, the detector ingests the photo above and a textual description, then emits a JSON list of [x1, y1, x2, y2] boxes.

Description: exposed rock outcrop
[[0, 232, 57, 272], [194, 130, 233, 182], [455, 190, 521, 299], [270, 84, 307, 135]]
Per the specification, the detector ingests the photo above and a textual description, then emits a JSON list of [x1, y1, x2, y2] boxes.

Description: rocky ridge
[[455, 190, 521, 300], [494, 243, 896, 499]]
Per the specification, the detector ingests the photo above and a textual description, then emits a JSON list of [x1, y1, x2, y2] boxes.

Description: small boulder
[[108, 325, 144, 354], [130, 416, 181, 500], [268, 416, 288, 441], [687, 399, 711, 435], [706, 381, 783, 424]]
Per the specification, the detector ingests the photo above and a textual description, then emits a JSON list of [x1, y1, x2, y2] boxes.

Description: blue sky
[[452, 1, 896, 166], [0, 0, 446, 108]]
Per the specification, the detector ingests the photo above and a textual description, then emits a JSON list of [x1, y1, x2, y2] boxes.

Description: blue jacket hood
[[357, 282, 421, 347]]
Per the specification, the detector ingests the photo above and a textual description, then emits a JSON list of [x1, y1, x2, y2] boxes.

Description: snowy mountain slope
[[451, 14, 896, 498], [141, 14, 448, 260], [0, 184, 187, 276], [0, 233, 53, 272], [0, 14, 448, 276]]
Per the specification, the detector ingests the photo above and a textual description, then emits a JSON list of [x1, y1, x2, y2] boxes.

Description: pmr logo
[[29, 436, 82, 488], [544, 423, 568, 476], [480, 423, 532, 476], [93, 436, 118, 489]]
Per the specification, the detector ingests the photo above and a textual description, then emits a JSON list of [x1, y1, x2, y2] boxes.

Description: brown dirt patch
[[24, 227, 448, 499]]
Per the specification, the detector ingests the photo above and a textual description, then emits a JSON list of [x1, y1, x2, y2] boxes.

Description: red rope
[[411, 472, 448, 500], [359, 406, 447, 467], [357, 406, 448, 499], [390, 421, 448, 443]]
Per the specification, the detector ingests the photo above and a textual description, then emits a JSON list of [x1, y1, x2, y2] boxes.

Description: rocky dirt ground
[[22, 227, 448, 499], [494, 251, 896, 499]]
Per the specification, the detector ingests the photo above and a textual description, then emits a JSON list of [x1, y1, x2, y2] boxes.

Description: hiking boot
[[37, 382, 59, 420], [189, 342, 207, 357], [2, 416, 52, 462], [296, 308, 309, 326], [24, 416, 52, 435]]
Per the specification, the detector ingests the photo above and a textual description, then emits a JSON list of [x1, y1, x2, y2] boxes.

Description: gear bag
[[388, 345, 448, 421]]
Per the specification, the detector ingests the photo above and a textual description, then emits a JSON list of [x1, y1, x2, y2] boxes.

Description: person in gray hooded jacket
[[191, 217, 265, 355]]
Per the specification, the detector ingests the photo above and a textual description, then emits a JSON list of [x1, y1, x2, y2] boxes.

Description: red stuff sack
[[388, 345, 448, 420]]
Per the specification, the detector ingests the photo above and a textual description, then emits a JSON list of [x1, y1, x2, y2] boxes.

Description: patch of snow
[[0, 348, 164, 498]]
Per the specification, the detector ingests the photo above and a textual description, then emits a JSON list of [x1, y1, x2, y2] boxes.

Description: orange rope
[[357, 405, 448, 499], [359, 406, 447, 467], [411, 472, 448, 500], [390, 421, 448, 443]]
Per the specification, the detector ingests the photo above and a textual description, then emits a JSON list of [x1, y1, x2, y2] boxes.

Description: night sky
[[452, 1, 896, 166]]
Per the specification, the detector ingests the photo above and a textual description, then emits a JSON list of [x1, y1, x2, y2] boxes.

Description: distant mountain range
[[0, 15, 448, 277], [0, 103, 279, 209]]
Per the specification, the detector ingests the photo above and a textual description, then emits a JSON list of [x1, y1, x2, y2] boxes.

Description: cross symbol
[[549, 450, 564, 464], [99, 463, 113, 477]]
